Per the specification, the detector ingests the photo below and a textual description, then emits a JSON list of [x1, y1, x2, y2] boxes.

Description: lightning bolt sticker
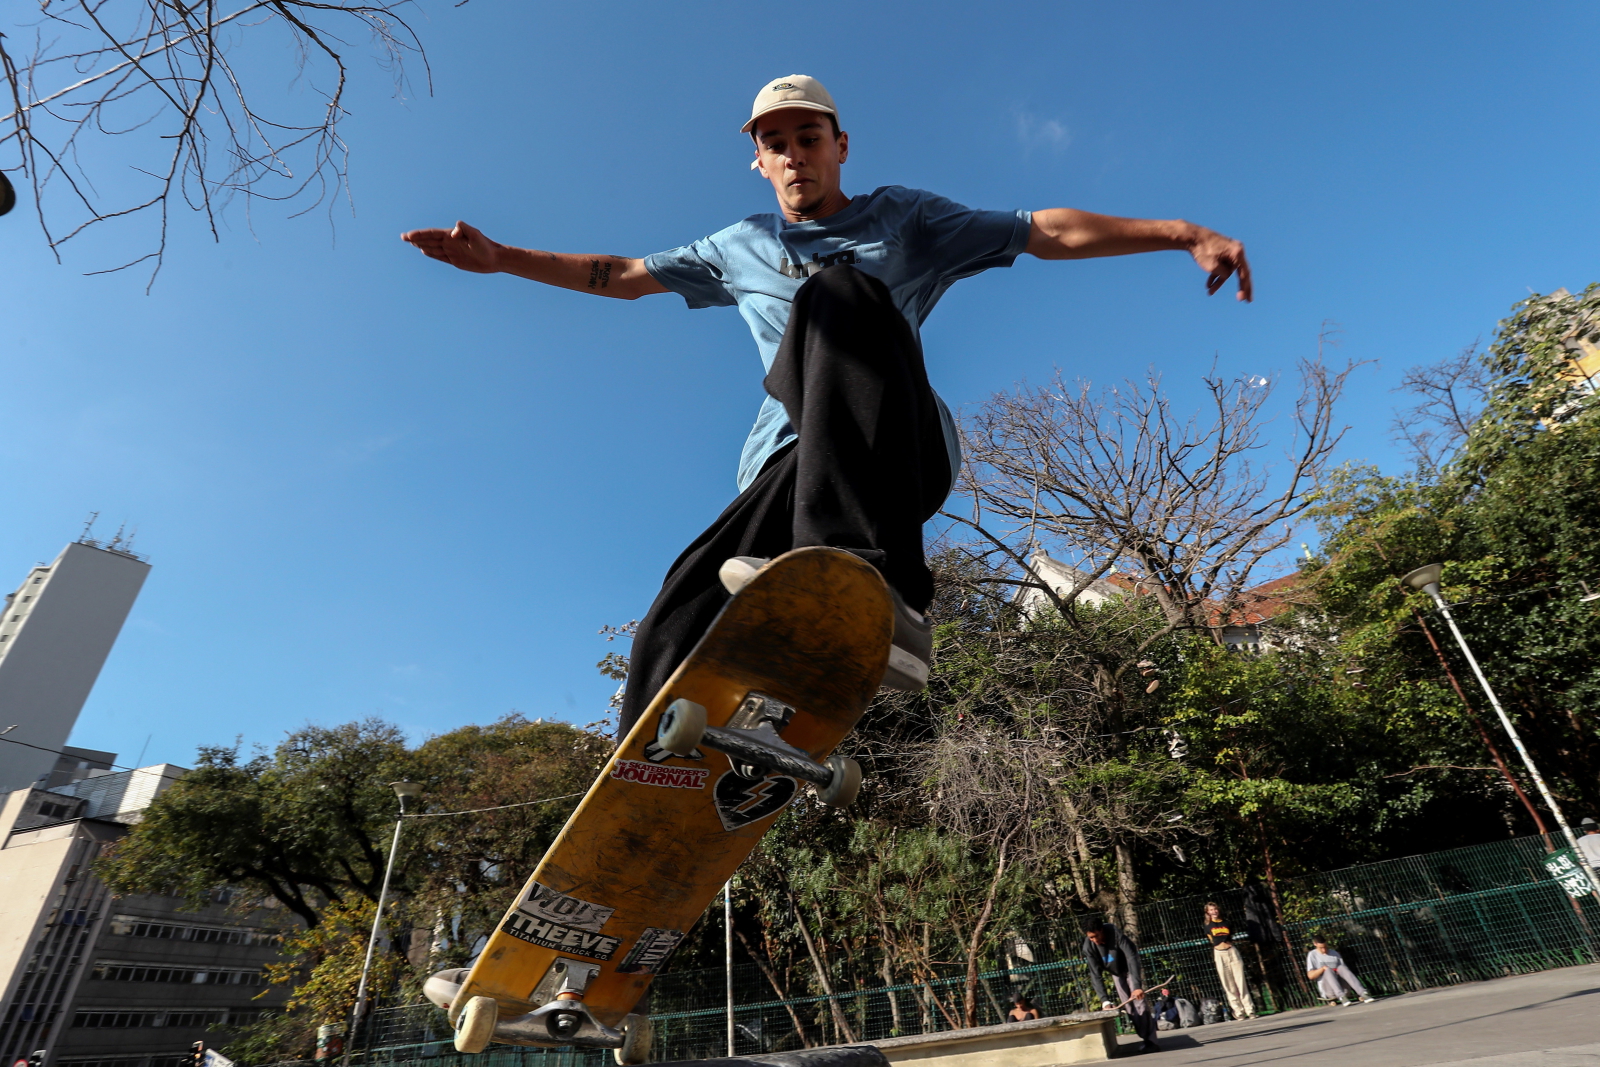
[[711, 770, 799, 831]]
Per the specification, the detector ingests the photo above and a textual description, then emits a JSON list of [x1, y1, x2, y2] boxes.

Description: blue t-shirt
[[644, 186, 1032, 490]]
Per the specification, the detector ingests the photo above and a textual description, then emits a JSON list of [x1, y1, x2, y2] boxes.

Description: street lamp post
[[1402, 565, 1590, 866], [724, 880, 734, 1057], [343, 781, 423, 1067]]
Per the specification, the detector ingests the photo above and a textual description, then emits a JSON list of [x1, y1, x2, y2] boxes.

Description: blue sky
[[3, 1, 1597, 770]]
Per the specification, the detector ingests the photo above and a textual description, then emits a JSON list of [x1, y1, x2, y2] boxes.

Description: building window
[[91, 963, 267, 986], [107, 915, 277, 946], [72, 1009, 246, 1028]]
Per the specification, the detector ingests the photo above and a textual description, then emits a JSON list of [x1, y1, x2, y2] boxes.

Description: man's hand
[[1130, 989, 1144, 1001], [401, 221, 503, 274], [1026, 208, 1252, 302], [1188, 226, 1252, 302], [398, 224, 669, 299]]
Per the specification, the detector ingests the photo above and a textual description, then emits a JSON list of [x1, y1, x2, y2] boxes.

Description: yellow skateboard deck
[[449, 547, 893, 1047]]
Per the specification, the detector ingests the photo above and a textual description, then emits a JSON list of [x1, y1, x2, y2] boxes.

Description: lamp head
[[1401, 563, 1444, 595], [390, 781, 423, 799]]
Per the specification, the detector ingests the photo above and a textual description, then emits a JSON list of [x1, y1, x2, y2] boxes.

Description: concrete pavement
[[1113, 964, 1600, 1066]]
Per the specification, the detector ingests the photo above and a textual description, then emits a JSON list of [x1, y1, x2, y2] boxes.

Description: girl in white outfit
[[1305, 934, 1376, 1005]]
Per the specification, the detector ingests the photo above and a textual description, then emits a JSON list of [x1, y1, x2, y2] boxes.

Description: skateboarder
[[1082, 918, 1159, 1053], [402, 76, 1251, 734]]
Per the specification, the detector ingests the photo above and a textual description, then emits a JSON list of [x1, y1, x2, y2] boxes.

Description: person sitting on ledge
[[1008, 993, 1041, 1022], [1306, 933, 1376, 1006]]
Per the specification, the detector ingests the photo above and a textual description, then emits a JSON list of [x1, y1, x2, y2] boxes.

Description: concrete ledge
[[868, 1012, 1121, 1066]]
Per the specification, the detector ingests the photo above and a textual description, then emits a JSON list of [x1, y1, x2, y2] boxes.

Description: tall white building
[[0, 541, 151, 793]]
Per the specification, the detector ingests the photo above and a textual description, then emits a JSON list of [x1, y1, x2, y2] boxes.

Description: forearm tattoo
[[586, 258, 613, 290]]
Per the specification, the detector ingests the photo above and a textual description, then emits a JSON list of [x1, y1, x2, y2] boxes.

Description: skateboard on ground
[[423, 547, 894, 1063]]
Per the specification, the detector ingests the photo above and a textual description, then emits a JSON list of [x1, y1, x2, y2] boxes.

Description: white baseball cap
[[741, 75, 839, 135]]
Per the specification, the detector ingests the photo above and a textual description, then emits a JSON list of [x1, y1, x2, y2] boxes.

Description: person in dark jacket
[[1082, 918, 1159, 1053]]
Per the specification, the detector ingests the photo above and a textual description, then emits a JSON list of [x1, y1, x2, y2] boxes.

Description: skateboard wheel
[[817, 755, 862, 807], [455, 995, 498, 1054], [614, 1013, 654, 1065], [657, 699, 707, 756]]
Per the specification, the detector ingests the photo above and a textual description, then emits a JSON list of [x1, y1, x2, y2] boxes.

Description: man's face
[[1313, 940, 1328, 951], [1086, 929, 1105, 947], [753, 108, 848, 217]]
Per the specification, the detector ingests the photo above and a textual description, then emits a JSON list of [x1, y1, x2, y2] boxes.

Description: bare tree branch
[[1, 0, 430, 287], [1390, 342, 1496, 472], [893, 349, 1351, 922], [952, 357, 1352, 639]]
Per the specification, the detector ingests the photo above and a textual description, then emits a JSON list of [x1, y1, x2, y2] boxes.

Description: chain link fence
[[345, 832, 1598, 1066]]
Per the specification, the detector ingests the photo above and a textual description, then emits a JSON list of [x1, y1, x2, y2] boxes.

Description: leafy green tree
[[223, 898, 411, 1067], [406, 717, 612, 969], [98, 719, 413, 928], [1311, 283, 1600, 824], [98, 714, 608, 1062]]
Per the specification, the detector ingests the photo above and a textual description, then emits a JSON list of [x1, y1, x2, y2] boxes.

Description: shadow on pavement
[[1539, 986, 1600, 1002], [1185, 1020, 1336, 1044]]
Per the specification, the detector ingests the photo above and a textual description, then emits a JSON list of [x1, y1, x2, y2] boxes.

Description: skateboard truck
[[449, 959, 624, 1052], [504, 957, 623, 1048], [657, 694, 862, 807]]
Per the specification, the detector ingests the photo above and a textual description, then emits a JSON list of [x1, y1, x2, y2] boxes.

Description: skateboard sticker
[[643, 739, 704, 764], [501, 913, 622, 960], [517, 883, 615, 933], [610, 759, 710, 789], [712, 770, 799, 831], [615, 927, 685, 975]]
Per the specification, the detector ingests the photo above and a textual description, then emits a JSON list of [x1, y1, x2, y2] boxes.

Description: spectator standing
[[1008, 994, 1040, 1022], [1201, 902, 1257, 1020], [1577, 818, 1600, 873], [1082, 918, 1160, 1054], [1305, 934, 1376, 1005]]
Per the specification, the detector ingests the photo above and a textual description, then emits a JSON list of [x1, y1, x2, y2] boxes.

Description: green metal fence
[[348, 832, 1599, 1066]]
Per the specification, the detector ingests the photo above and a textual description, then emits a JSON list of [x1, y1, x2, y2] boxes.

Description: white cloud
[[1015, 110, 1071, 155], [331, 433, 403, 466]]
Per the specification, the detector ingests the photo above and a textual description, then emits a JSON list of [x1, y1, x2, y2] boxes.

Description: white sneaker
[[719, 556, 931, 691]]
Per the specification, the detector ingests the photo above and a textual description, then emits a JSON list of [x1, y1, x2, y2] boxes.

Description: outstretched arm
[[1026, 208, 1252, 302], [400, 221, 670, 301]]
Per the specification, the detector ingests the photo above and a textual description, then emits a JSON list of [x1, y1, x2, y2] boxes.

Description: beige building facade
[[0, 765, 289, 1067]]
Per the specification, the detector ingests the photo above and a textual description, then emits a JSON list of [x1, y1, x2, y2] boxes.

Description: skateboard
[[423, 547, 894, 1062]]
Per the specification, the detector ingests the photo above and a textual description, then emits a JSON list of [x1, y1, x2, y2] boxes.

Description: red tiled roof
[[1208, 573, 1301, 627]]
